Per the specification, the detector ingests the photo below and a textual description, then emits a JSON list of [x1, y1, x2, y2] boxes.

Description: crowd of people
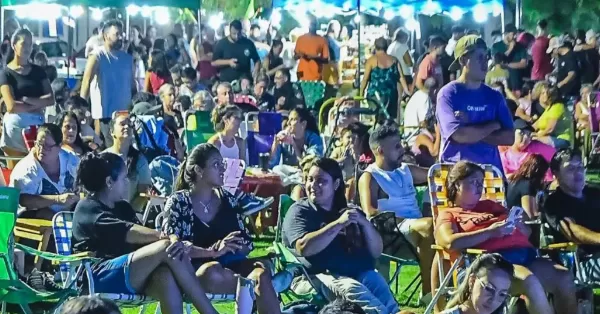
[[1, 10, 600, 314]]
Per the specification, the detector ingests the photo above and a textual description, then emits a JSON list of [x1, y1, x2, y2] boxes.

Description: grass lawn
[[121, 235, 425, 314]]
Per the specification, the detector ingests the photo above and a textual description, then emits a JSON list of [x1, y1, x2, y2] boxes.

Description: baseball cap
[[131, 102, 163, 116], [448, 35, 487, 72], [546, 35, 570, 53]]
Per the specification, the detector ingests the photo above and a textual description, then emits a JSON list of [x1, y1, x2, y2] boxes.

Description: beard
[[111, 40, 123, 50]]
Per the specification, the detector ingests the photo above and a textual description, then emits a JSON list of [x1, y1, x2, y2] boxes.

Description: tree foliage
[[518, 0, 600, 34], [200, 0, 272, 19]]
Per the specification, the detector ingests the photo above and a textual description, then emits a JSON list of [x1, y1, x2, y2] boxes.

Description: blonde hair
[[158, 83, 175, 98]]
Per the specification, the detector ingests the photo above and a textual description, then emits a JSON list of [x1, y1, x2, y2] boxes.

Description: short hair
[[319, 299, 366, 314], [102, 19, 123, 34], [374, 37, 388, 51], [34, 51, 48, 63], [60, 296, 121, 314], [216, 81, 232, 92], [38, 123, 63, 147], [177, 95, 192, 111], [368, 125, 400, 151], [64, 95, 89, 111], [537, 19, 548, 30], [451, 25, 465, 34], [550, 148, 582, 175], [182, 67, 197, 81], [230, 20, 243, 31], [429, 35, 446, 49], [250, 24, 260, 31]]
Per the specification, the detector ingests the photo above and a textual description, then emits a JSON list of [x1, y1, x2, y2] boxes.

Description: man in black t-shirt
[[212, 20, 260, 83], [543, 149, 600, 282], [550, 38, 579, 97]]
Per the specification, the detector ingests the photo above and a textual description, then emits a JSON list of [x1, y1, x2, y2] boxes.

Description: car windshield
[[39, 41, 69, 58]]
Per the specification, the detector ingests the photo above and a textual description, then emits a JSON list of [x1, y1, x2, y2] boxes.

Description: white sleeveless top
[[89, 47, 133, 119], [365, 163, 422, 219], [218, 134, 240, 160]]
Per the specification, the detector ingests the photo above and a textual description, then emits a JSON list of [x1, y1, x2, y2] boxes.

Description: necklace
[[196, 193, 214, 214]]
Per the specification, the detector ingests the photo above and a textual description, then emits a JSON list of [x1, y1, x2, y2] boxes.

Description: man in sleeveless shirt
[[80, 19, 134, 148], [358, 125, 435, 300]]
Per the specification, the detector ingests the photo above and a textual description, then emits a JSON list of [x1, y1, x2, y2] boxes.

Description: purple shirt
[[436, 81, 514, 172]]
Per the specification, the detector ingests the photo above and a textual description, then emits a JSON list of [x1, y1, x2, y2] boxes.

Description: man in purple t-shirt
[[437, 35, 514, 172]]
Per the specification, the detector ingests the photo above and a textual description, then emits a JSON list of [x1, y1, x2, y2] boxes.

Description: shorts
[[495, 247, 538, 266], [1, 112, 44, 153], [91, 253, 136, 294]]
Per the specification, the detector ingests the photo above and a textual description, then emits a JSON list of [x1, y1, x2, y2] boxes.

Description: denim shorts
[[92, 253, 136, 294], [549, 137, 570, 149]]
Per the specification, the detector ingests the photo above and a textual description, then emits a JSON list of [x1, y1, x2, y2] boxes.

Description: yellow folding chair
[[425, 163, 506, 314]]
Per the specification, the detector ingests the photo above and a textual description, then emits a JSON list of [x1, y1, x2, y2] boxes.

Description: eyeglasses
[[477, 278, 510, 300], [35, 141, 59, 151]]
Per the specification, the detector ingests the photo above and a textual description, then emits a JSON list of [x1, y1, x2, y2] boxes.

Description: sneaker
[[239, 193, 274, 216], [26, 269, 62, 292]]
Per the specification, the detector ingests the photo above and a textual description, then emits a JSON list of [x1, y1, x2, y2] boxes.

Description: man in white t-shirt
[[387, 28, 413, 81], [445, 25, 465, 57], [85, 23, 104, 58], [403, 78, 435, 145]]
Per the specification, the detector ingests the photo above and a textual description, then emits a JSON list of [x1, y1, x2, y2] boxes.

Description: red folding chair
[[22, 125, 39, 151]]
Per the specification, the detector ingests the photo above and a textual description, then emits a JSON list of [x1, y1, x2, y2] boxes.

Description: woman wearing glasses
[[442, 253, 514, 314], [162, 144, 281, 313], [9, 123, 80, 219], [433, 161, 576, 314]]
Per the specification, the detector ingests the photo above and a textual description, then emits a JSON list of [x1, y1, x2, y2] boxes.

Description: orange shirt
[[295, 34, 330, 81], [436, 200, 533, 252]]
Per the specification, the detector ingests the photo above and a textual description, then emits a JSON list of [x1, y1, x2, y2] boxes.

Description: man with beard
[[212, 20, 260, 82], [438, 35, 514, 174], [357, 125, 435, 302], [80, 19, 134, 148]]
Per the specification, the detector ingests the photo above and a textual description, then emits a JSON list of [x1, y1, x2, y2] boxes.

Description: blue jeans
[[292, 270, 400, 314]]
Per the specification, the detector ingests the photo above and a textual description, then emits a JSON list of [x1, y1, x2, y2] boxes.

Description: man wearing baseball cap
[[490, 24, 528, 91], [548, 36, 579, 97], [436, 35, 515, 174]]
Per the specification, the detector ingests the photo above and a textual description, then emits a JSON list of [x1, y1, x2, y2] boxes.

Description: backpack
[[131, 115, 169, 162], [149, 155, 180, 196]]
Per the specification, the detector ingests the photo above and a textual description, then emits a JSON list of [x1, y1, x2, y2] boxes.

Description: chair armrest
[[431, 244, 445, 251], [16, 218, 53, 228], [15, 243, 100, 263], [139, 193, 167, 200], [431, 244, 486, 255], [272, 242, 303, 267], [541, 242, 578, 252]]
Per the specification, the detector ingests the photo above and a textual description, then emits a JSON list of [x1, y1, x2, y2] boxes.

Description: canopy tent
[[1, 0, 199, 9]]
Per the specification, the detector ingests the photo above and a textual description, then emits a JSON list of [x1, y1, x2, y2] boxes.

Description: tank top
[[365, 163, 422, 219], [218, 134, 240, 160], [89, 46, 133, 119]]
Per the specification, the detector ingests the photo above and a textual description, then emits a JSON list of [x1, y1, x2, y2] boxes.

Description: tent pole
[[126, 13, 130, 40], [1, 7, 4, 43], [198, 5, 202, 45], [356, 0, 360, 87]]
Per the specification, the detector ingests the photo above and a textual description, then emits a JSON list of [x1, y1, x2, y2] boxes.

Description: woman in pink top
[[433, 161, 576, 314], [144, 50, 172, 95], [500, 122, 555, 182]]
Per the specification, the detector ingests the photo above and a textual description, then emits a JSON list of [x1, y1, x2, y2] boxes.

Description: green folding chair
[[0, 187, 91, 314], [272, 194, 328, 305], [184, 111, 215, 152]]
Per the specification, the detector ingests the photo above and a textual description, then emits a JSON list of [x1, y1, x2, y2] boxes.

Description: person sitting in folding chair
[[162, 143, 281, 314], [207, 104, 274, 215], [543, 148, 600, 283], [435, 160, 577, 314], [282, 157, 407, 314], [71, 152, 220, 314], [358, 125, 435, 300], [10, 123, 80, 220]]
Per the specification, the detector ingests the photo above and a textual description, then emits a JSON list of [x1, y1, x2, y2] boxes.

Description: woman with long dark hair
[[71, 152, 220, 314], [262, 39, 284, 85], [282, 157, 400, 314], [54, 111, 92, 156], [144, 49, 171, 95], [162, 143, 281, 313], [506, 154, 549, 219], [442, 253, 514, 314], [0, 28, 54, 161], [270, 107, 323, 167]]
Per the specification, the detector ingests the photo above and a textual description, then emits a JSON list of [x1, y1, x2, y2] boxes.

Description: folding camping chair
[[245, 112, 283, 166], [184, 111, 215, 152], [425, 163, 507, 314], [22, 125, 39, 151], [584, 92, 600, 167], [223, 158, 246, 195]]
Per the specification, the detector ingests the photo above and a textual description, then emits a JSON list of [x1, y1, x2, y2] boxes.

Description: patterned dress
[[366, 60, 401, 119]]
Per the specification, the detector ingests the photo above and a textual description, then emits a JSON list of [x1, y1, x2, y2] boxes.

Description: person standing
[[445, 25, 465, 58], [491, 24, 528, 91], [294, 17, 330, 81], [415, 36, 445, 96], [387, 28, 414, 92], [437, 35, 514, 173], [547, 37, 579, 98], [530, 19, 552, 82], [80, 20, 134, 148], [85, 23, 104, 58], [140, 25, 157, 53], [0, 29, 54, 160], [212, 20, 261, 83]]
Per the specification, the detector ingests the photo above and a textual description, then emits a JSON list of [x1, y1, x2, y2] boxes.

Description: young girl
[[441, 253, 514, 314], [207, 104, 246, 161]]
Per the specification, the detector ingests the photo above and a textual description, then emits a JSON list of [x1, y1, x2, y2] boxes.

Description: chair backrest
[[297, 80, 325, 110], [247, 134, 275, 166], [52, 211, 74, 280], [258, 112, 283, 135], [22, 125, 39, 151], [223, 158, 246, 195], [428, 163, 506, 220], [185, 111, 215, 151], [275, 194, 294, 243], [0, 187, 25, 284]]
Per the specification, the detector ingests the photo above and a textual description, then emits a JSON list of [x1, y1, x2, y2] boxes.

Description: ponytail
[[174, 157, 190, 191], [173, 143, 220, 192]]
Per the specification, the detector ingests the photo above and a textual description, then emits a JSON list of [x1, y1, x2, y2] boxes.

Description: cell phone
[[507, 206, 524, 224]]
